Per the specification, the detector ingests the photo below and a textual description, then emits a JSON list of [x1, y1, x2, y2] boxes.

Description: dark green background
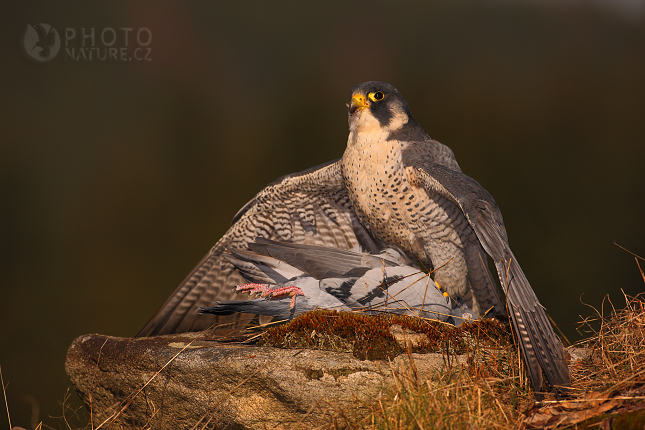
[[1, 1, 643, 428]]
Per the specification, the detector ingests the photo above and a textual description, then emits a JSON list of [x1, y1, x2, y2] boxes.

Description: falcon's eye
[[368, 91, 385, 102]]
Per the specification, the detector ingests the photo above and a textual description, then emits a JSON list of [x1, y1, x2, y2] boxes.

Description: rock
[[389, 324, 430, 348], [65, 331, 462, 429]]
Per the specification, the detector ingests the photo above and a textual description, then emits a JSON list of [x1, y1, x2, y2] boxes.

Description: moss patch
[[259, 310, 512, 360]]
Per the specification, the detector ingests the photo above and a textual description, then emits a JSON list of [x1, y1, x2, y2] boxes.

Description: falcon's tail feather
[[497, 255, 571, 398], [472, 204, 571, 397]]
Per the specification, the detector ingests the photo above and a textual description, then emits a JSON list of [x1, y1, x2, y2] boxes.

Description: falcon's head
[[347, 81, 415, 136]]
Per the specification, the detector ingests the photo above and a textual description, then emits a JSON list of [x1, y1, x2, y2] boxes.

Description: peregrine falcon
[[138, 81, 570, 396]]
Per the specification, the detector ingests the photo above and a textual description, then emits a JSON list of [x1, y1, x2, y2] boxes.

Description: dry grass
[[522, 289, 645, 429], [353, 327, 530, 430], [372, 375, 519, 429], [572, 294, 645, 394]]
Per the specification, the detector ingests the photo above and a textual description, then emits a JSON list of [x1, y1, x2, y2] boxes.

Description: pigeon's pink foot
[[236, 283, 272, 296]]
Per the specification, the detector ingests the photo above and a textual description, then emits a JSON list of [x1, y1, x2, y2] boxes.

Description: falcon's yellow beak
[[349, 94, 369, 115]]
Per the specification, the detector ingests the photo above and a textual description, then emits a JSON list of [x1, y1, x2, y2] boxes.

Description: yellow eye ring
[[368, 91, 385, 102]]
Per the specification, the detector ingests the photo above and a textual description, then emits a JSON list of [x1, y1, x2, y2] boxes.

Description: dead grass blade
[[1, 364, 11, 429]]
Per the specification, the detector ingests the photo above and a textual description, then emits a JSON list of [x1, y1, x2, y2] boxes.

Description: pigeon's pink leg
[[266, 286, 305, 309], [236, 283, 304, 309]]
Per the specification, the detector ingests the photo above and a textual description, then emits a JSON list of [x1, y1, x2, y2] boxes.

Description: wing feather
[[247, 237, 398, 279], [137, 159, 383, 336]]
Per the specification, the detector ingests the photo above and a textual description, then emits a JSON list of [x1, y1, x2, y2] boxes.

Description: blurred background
[[1, 0, 643, 427]]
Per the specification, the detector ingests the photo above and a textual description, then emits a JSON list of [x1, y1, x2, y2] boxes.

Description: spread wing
[[404, 157, 571, 397], [137, 159, 384, 336]]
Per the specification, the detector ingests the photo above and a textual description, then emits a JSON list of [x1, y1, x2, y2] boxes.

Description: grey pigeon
[[199, 238, 473, 325]]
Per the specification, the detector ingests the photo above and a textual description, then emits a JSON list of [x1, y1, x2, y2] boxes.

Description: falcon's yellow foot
[[434, 281, 450, 298]]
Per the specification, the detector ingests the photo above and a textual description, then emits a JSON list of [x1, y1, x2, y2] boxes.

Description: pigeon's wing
[[404, 158, 571, 396], [223, 248, 305, 285], [225, 240, 403, 285], [137, 159, 383, 336], [247, 237, 399, 279]]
